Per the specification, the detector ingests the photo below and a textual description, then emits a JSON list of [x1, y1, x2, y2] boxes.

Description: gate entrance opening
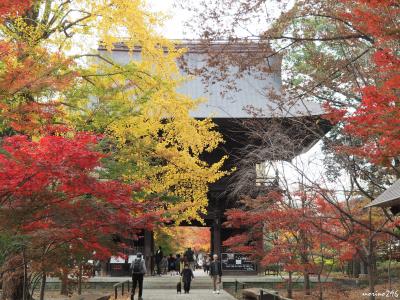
[[155, 226, 211, 255]]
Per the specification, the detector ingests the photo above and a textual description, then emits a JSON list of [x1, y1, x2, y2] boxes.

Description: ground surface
[[36, 270, 399, 300], [38, 289, 236, 300], [283, 283, 400, 300], [127, 289, 235, 300], [37, 270, 236, 300]]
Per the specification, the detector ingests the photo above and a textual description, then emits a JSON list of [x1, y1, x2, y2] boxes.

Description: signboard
[[109, 256, 130, 276], [221, 253, 256, 271], [128, 255, 144, 264], [110, 256, 125, 264]]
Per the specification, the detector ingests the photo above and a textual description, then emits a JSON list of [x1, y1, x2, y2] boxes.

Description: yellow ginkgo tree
[[2, 0, 228, 223]]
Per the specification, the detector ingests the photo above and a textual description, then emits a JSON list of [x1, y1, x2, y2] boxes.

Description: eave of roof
[[98, 39, 274, 54], [365, 179, 400, 208]]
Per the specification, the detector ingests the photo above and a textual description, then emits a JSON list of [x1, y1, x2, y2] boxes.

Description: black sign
[[221, 253, 256, 271]]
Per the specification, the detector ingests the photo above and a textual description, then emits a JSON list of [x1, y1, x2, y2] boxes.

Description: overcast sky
[[147, 0, 293, 39], [147, 0, 188, 39]]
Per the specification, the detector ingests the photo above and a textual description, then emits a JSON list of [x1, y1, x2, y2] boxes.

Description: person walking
[[168, 254, 176, 276], [175, 254, 182, 275], [130, 252, 146, 300], [181, 263, 195, 294], [209, 254, 222, 294], [155, 246, 163, 276], [161, 255, 168, 275], [184, 247, 195, 271], [204, 255, 210, 274]]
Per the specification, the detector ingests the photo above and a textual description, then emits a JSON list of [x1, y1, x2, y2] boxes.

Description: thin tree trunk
[[346, 261, 352, 277], [367, 209, 376, 300], [303, 271, 310, 295], [367, 256, 376, 300], [352, 258, 361, 278], [78, 263, 83, 295], [318, 273, 323, 300], [287, 271, 293, 299], [22, 250, 27, 300], [60, 269, 68, 295], [388, 238, 392, 290], [39, 272, 46, 300]]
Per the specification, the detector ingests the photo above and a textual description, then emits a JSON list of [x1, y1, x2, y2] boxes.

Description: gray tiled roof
[[365, 179, 400, 208], [99, 42, 324, 119], [177, 51, 323, 119]]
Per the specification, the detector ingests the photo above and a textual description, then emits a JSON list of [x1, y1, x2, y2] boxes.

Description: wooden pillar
[[210, 226, 214, 255], [212, 217, 221, 257], [144, 230, 154, 275]]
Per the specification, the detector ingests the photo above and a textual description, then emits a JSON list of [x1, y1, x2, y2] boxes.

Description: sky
[[146, 0, 293, 39], [147, 0, 189, 39]]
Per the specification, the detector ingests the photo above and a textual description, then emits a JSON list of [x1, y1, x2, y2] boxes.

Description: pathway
[[128, 289, 236, 300], [127, 270, 236, 299]]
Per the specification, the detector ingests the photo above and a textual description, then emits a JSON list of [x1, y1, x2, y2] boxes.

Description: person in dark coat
[[167, 254, 176, 275], [175, 254, 182, 275], [181, 263, 194, 293], [155, 246, 163, 276], [184, 247, 195, 270], [203, 255, 210, 274], [130, 252, 147, 300], [209, 254, 222, 294]]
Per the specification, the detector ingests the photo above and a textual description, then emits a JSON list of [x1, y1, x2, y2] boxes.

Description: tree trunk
[[352, 258, 360, 278], [22, 251, 27, 300], [287, 271, 293, 299], [318, 273, 323, 300], [39, 272, 46, 300], [367, 257, 376, 300], [388, 238, 392, 290], [346, 261, 352, 277], [78, 263, 83, 295], [360, 259, 367, 277], [60, 269, 69, 295], [303, 271, 311, 295], [0, 255, 25, 300], [366, 209, 376, 300]]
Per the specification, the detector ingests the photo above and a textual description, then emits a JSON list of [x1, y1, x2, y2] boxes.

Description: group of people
[[154, 246, 197, 276], [174, 253, 222, 295], [129, 249, 223, 300]]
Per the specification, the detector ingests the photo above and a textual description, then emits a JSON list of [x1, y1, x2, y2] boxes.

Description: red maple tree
[[224, 190, 339, 298], [0, 133, 161, 296], [224, 188, 390, 299], [325, 0, 400, 166], [0, 133, 159, 254], [0, 0, 31, 20]]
